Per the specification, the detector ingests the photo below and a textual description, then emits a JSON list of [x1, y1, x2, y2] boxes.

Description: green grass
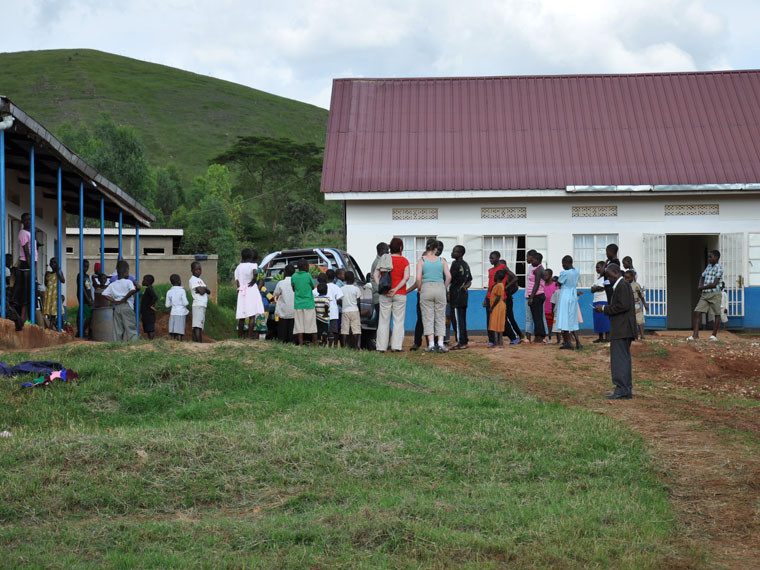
[[0, 49, 328, 182], [0, 343, 683, 568]]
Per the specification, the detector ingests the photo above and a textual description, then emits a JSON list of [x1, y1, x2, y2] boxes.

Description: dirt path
[[429, 334, 760, 569]]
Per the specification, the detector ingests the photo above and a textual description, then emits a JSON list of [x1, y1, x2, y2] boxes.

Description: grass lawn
[[0, 342, 679, 568]]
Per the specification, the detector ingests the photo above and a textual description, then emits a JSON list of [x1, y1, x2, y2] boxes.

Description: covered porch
[[1, 96, 155, 342]]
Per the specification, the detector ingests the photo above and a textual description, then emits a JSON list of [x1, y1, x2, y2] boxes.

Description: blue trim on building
[[400, 287, 760, 332]]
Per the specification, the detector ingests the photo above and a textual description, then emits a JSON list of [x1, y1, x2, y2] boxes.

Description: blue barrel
[[91, 307, 115, 342]]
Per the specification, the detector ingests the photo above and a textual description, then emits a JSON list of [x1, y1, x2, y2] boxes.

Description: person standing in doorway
[[448, 245, 472, 350], [687, 250, 723, 341], [595, 264, 636, 399], [12, 213, 36, 322]]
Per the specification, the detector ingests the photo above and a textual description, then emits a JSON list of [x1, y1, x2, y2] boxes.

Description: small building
[[1, 96, 155, 338], [65, 227, 218, 301], [321, 71, 760, 331]]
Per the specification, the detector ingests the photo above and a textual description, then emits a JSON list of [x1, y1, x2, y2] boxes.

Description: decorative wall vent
[[571, 205, 618, 217], [481, 207, 527, 219], [664, 204, 719, 216], [392, 207, 438, 220]]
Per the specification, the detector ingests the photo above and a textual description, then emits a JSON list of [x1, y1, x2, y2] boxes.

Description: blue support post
[[99, 198, 105, 271], [29, 145, 36, 325], [0, 130, 6, 319], [118, 211, 123, 260], [78, 182, 84, 338], [135, 223, 140, 339], [56, 166, 63, 332]]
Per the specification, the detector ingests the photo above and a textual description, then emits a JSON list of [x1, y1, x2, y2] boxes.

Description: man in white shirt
[[188, 261, 211, 343], [165, 273, 189, 341], [102, 260, 140, 342], [273, 264, 297, 343]]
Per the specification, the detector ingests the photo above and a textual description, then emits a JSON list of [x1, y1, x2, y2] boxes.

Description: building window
[[104, 247, 120, 254], [396, 235, 435, 283], [750, 233, 760, 287], [664, 204, 719, 216], [573, 234, 619, 287], [481, 207, 527, 219], [66, 247, 74, 254], [571, 205, 618, 218], [392, 208, 438, 221], [481, 235, 547, 289], [143, 248, 165, 255]]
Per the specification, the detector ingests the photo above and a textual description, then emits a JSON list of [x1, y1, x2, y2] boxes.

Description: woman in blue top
[[415, 239, 451, 353], [556, 255, 583, 350]]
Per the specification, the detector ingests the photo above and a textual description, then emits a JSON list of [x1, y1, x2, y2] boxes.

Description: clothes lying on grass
[[0, 361, 63, 376], [0, 360, 78, 389]]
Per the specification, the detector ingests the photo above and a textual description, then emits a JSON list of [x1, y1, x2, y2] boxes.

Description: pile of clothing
[[0, 360, 79, 388]]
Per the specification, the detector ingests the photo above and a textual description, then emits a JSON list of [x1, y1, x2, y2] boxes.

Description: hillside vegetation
[[0, 49, 328, 180]]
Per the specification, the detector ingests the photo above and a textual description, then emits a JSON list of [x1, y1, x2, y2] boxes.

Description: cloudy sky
[[3, 0, 759, 109]]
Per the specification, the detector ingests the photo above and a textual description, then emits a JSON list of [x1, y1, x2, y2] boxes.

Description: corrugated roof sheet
[[321, 71, 760, 193]]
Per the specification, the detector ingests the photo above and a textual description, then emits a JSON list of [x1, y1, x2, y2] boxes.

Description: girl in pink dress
[[234, 248, 265, 338]]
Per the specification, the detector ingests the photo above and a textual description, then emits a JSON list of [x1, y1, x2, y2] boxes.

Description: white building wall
[[345, 194, 760, 287]]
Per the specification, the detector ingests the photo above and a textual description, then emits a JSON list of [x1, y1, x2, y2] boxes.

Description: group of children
[[485, 244, 649, 349], [234, 248, 364, 348], [97, 259, 211, 342]]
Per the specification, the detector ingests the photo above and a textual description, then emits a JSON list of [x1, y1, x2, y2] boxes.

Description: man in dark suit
[[595, 263, 636, 399]]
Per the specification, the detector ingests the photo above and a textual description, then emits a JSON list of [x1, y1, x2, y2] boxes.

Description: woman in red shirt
[[374, 237, 410, 352]]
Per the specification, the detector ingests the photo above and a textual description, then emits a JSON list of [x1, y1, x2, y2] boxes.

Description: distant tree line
[[58, 114, 342, 280]]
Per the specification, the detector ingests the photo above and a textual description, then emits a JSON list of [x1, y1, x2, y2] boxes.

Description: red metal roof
[[321, 71, 760, 193]]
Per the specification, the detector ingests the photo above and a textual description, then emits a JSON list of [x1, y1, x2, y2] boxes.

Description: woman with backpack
[[374, 237, 410, 352]]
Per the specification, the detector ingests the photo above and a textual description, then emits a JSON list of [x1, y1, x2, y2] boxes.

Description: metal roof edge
[[331, 69, 760, 84]]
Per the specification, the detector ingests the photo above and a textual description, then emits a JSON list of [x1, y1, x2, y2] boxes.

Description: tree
[[211, 136, 323, 236], [152, 164, 184, 222], [284, 200, 321, 246], [59, 113, 153, 205]]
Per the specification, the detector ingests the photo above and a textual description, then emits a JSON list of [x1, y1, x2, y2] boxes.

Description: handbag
[[378, 271, 392, 295]]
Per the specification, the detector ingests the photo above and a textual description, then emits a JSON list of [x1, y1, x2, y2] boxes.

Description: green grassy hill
[[0, 49, 328, 180]]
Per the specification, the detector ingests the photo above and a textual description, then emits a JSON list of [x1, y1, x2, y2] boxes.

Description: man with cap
[[595, 263, 636, 399]]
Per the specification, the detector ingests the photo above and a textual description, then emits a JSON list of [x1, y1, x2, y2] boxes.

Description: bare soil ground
[[420, 332, 760, 569]]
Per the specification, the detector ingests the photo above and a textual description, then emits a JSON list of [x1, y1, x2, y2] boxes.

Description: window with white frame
[[750, 233, 760, 286], [573, 234, 619, 287], [396, 235, 436, 285], [482, 235, 547, 289]]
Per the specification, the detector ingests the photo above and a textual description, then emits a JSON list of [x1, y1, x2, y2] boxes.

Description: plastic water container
[[91, 307, 115, 342]]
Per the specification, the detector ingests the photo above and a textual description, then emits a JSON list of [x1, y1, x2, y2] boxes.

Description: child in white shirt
[[102, 260, 139, 342], [165, 273, 189, 341], [188, 261, 211, 343], [340, 271, 363, 350]]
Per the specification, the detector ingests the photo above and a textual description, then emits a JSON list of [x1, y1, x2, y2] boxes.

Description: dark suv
[[259, 248, 376, 347]]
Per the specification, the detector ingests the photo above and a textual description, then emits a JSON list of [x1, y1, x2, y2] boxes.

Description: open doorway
[[666, 234, 719, 329]]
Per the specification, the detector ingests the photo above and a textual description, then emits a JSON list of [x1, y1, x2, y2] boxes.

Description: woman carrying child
[[556, 255, 582, 350], [234, 248, 265, 339]]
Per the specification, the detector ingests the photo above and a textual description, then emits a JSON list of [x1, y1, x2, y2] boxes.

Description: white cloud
[[1, 0, 757, 109]]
